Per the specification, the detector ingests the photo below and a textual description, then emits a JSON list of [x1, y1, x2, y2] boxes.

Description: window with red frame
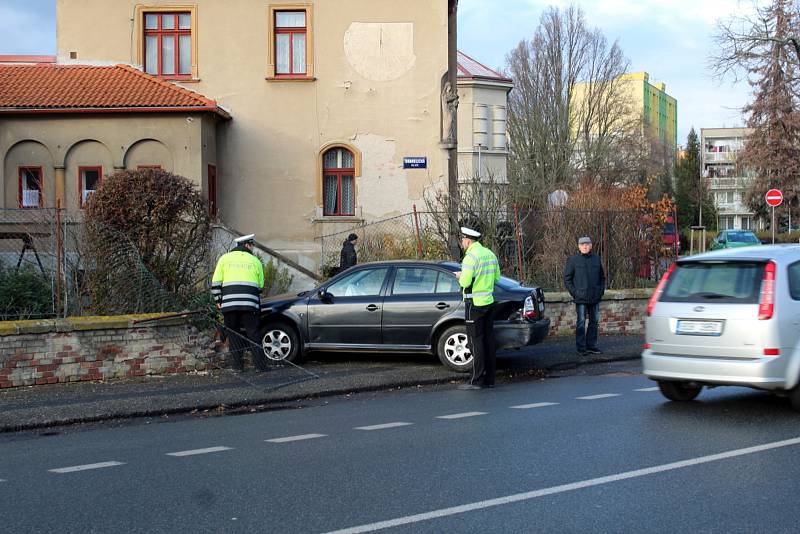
[[19, 167, 43, 208], [322, 148, 355, 216], [144, 12, 191, 78], [275, 11, 307, 76], [79, 166, 102, 207]]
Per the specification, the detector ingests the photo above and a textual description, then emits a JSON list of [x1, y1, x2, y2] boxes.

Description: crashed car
[[257, 260, 550, 372]]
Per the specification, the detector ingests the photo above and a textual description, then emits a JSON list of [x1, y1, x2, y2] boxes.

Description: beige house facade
[[52, 0, 451, 271], [456, 51, 513, 183]]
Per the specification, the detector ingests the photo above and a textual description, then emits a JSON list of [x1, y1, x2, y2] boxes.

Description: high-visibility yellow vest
[[211, 248, 265, 311], [459, 241, 500, 306]]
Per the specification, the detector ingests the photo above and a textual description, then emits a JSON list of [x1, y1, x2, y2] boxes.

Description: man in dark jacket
[[340, 233, 358, 271], [563, 236, 605, 356]]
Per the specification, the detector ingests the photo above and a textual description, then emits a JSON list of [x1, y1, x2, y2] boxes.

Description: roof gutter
[[0, 105, 231, 120]]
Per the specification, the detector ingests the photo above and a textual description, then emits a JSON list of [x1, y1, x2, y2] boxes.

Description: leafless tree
[[505, 5, 636, 207], [712, 0, 800, 221]]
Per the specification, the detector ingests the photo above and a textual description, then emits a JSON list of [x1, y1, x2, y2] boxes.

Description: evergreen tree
[[675, 128, 715, 231]]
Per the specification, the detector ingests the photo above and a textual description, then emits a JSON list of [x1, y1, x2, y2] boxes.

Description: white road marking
[[436, 412, 487, 420], [49, 461, 125, 474], [510, 402, 559, 409], [636, 387, 659, 392], [324, 436, 800, 534], [266, 433, 327, 443], [166, 446, 233, 457], [354, 422, 413, 431], [576, 393, 621, 400]]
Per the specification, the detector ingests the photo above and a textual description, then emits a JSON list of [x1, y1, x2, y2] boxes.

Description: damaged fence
[[319, 205, 677, 291]]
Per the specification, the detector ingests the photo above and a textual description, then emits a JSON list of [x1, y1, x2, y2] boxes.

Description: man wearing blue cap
[[564, 236, 605, 356]]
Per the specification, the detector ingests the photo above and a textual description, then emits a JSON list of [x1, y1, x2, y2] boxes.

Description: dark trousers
[[575, 302, 600, 351], [223, 310, 265, 370], [465, 300, 495, 386]]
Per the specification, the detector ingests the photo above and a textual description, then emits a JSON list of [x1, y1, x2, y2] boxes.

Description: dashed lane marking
[[266, 433, 327, 443], [355, 422, 413, 431], [510, 402, 559, 409], [49, 461, 125, 474], [576, 394, 621, 400], [436, 412, 487, 420], [166, 446, 233, 457], [636, 387, 659, 392], [324, 436, 800, 534]]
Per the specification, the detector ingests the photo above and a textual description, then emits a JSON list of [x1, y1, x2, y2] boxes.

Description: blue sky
[[0, 0, 751, 144]]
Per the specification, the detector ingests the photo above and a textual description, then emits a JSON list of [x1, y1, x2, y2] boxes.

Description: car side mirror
[[318, 289, 333, 302]]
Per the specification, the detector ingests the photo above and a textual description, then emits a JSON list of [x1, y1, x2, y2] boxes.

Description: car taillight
[[758, 261, 776, 320], [646, 263, 676, 317], [523, 295, 537, 319]]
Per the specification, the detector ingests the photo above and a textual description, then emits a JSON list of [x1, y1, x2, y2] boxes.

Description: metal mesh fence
[[0, 209, 58, 320], [319, 206, 674, 291]]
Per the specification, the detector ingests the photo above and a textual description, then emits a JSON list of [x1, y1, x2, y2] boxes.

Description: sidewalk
[[0, 334, 643, 432]]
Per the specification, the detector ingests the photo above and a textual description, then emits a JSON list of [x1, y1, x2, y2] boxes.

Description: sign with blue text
[[403, 157, 427, 169]]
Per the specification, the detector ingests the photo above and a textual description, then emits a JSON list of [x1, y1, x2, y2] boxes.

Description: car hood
[[260, 291, 309, 311]]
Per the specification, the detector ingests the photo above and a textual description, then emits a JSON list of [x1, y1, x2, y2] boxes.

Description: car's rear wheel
[[788, 384, 800, 412], [259, 322, 301, 363], [657, 380, 702, 402], [436, 324, 472, 372]]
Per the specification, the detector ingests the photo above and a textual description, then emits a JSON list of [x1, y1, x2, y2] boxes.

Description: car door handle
[[366, 304, 380, 312], [435, 302, 450, 310]]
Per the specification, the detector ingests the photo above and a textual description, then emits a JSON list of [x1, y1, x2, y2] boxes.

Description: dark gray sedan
[[257, 260, 550, 371]]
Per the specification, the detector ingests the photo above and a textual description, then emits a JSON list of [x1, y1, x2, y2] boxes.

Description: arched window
[[322, 147, 355, 216]]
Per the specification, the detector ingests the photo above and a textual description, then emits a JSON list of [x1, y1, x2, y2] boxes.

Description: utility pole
[[446, 0, 460, 258]]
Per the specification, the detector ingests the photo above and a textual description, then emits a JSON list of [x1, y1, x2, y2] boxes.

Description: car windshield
[[727, 231, 759, 243], [496, 276, 522, 289], [661, 261, 765, 303]]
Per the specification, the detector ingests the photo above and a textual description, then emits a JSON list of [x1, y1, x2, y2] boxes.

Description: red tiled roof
[[0, 63, 230, 119], [457, 50, 513, 83]]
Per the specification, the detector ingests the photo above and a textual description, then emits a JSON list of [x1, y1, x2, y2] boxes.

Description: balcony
[[704, 152, 736, 163]]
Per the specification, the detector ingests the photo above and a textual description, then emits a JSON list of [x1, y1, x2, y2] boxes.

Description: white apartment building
[[701, 127, 762, 231]]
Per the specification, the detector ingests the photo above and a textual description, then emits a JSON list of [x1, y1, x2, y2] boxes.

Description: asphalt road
[[2, 361, 800, 533]]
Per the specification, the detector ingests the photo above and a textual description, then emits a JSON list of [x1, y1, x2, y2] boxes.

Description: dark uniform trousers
[[223, 310, 265, 370], [465, 299, 496, 387]]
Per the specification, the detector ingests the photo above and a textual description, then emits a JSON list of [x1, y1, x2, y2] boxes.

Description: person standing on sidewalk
[[211, 234, 267, 372], [340, 233, 359, 272], [455, 226, 501, 390], [563, 236, 605, 356]]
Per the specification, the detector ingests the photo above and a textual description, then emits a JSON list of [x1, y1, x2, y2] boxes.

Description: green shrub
[[0, 266, 52, 320], [263, 258, 294, 296]]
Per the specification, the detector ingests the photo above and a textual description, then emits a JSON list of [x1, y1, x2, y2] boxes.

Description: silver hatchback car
[[642, 244, 800, 410]]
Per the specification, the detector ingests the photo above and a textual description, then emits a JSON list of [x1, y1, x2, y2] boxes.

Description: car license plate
[[676, 320, 724, 336]]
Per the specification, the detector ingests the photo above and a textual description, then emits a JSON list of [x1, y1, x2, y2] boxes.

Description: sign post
[[765, 189, 784, 244]]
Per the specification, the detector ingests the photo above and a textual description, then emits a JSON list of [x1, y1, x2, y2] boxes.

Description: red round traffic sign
[[766, 189, 783, 207]]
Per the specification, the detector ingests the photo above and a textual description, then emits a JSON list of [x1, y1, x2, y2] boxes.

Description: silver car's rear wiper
[[690, 292, 728, 299]]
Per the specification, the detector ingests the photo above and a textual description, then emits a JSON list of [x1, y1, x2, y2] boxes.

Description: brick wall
[[543, 289, 649, 336], [0, 314, 218, 389]]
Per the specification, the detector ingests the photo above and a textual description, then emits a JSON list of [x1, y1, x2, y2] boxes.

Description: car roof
[[679, 244, 800, 264], [348, 259, 459, 270]]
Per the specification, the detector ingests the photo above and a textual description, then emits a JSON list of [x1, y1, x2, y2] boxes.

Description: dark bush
[[0, 266, 52, 320]]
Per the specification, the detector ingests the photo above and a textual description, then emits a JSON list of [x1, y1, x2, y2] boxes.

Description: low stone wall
[[0, 314, 218, 389], [543, 289, 650, 337]]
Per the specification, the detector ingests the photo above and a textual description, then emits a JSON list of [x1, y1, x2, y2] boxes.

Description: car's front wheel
[[259, 322, 301, 363], [436, 324, 473, 372], [657, 380, 702, 402]]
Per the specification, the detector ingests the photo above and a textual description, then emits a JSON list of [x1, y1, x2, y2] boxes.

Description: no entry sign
[[766, 189, 783, 207]]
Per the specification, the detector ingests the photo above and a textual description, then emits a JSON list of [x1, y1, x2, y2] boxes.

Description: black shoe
[[457, 384, 484, 390], [586, 347, 603, 354]]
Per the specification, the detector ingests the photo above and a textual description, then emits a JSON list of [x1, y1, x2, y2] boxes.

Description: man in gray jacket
[[563, 236, 605, 356]]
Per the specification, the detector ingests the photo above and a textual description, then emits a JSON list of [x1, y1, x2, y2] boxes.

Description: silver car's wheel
[[260, 323, 300, 362], [436, 325, 473, 372]]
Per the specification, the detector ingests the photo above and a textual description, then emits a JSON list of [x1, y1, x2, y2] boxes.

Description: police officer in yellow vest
[[455, 226, 501, 389], [211, 234, 267, 372]]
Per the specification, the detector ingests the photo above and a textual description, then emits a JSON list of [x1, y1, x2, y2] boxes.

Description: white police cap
[[235, 233, 255, 244], [460, 226, 481, 238]]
